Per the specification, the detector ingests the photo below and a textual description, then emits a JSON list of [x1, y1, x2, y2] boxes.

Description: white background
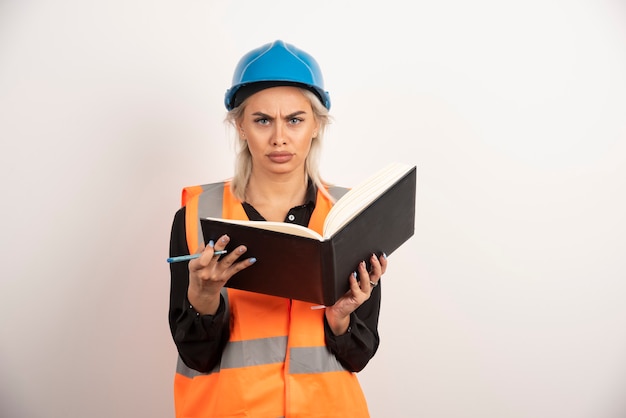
[[1, 1, 626, 417]]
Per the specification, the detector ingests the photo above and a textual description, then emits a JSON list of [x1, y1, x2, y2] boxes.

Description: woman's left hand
[[325, 252, 387, 335]]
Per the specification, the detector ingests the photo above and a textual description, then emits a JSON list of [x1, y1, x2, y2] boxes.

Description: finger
[[356, 261, 370, 293], [189, 249, 212, 270], [213, 235, 230, 252], [224, 255, 258, 278], [191, 243, 247, 283], [218, 245, 248, 268], [369, 253, 383, 278], [196, 239, 221, 267], [379, 252, 388, 274], [190, 236, 227, 271], [345, 271, 360, 295]]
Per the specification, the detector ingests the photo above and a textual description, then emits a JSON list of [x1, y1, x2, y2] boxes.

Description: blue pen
[[167, 250, 227, 263]]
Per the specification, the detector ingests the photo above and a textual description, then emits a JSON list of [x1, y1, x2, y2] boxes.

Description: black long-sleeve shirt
[[168, 183, 381, 373]]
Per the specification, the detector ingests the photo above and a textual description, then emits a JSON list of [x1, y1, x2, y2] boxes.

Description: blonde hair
[[225, 88, 333, 202]]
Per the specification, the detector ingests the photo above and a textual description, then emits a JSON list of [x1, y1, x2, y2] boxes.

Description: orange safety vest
[[174, 181, 369, 418]]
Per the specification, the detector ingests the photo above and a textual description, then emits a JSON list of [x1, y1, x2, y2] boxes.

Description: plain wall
[[1, 1, 626, 417]]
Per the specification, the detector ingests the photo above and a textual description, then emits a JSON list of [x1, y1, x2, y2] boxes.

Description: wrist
[[325, 309, 351, 336], [187, 286, 221, 316]]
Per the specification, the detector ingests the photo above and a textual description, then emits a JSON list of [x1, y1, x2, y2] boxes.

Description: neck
[[245, 170, 309, 221]]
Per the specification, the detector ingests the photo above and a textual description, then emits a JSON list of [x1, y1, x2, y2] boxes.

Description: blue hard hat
[[224, 40, 331, 111]]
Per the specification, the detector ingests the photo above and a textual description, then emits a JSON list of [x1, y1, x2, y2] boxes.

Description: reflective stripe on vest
[[177, 336, 287, 377], [177, 338, 345, 378], [181, 183, 224, 255]]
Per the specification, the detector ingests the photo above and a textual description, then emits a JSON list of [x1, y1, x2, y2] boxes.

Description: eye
[[289, 117, 303, 125], [254, 117, 270, 125]]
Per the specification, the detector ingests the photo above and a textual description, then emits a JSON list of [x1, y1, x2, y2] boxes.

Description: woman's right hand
[[187, 234, 256, 315]]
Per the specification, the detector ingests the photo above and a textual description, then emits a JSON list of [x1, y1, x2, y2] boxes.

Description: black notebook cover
[[200, 166, 416, 305]]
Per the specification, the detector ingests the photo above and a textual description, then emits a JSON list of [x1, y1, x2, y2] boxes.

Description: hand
[[187, 234, 256, 315], [325, 253, 387, 335]]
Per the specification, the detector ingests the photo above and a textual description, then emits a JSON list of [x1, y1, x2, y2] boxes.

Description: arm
[[324, 283, 381, 372], [168, 207, 229, 372], [324, 253, 386, 372]]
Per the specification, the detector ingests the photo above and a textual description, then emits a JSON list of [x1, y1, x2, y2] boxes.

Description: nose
[[272, 121, 287, 145]]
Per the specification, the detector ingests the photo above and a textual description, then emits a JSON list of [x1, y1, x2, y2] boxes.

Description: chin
[[267, 162, 304, 175]]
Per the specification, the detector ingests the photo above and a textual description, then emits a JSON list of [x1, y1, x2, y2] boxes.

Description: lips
[[267, 152, 294, 163]]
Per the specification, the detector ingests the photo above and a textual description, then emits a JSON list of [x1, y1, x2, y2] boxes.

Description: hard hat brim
[[226, 81, 330, 111]]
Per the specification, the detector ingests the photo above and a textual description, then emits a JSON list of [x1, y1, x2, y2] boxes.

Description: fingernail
[[383, 252, 387, 258], [249, 257, 257, 264], [352, 271, 357, 278], [221, 235, 229, 243], [208, 240, 215, 248]]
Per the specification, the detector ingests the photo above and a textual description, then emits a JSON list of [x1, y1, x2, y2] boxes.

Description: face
[[238, 86, 320, 178]]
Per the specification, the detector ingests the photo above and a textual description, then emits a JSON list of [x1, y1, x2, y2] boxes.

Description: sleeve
[[168, 207, 230, 373], [323, 284, 382, 372]]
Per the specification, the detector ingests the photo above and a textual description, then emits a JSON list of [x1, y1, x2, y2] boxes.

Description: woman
[[169, 40, 387, 417]]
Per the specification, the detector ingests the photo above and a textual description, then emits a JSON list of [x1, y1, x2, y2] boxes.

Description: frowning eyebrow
[[251, 110, 308, 120]]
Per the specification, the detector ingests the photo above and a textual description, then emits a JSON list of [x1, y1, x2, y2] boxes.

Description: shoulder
[[181, 181, 229, 207], [319, 184, 350, 203], [326, 185, 349, 200], [171, 205, 187, 228]]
